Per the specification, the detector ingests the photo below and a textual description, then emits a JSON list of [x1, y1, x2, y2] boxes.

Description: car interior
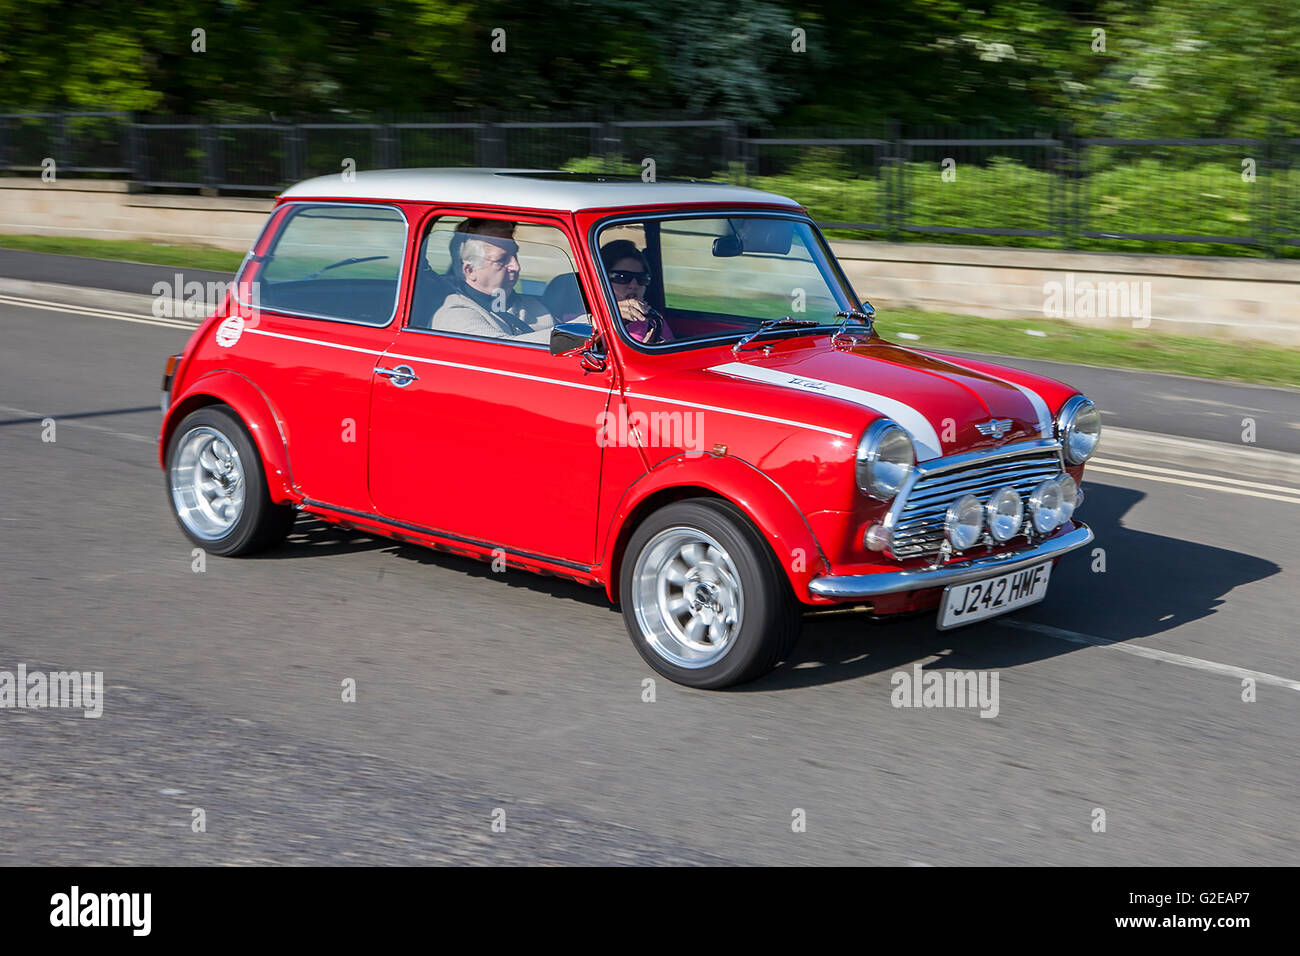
[[406, 218, 591, 337]]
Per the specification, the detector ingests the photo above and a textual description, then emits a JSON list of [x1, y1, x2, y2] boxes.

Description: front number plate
[[938, 561, 1052, 630]]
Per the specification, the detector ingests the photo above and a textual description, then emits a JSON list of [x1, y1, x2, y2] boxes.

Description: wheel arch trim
[[599, 453, 830, 604], [160, 371, 297, 503]]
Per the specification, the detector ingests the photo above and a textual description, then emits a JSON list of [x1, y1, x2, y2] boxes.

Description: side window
[[247, 204, 407, 325], [407, 216, 589, 344]]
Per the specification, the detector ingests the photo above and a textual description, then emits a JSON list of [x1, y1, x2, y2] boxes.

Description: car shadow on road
[[249, 517, 392, 559], [741, 480, 1281, 691], [253, 482, 1280, 691], [253, 517, 614, 610]]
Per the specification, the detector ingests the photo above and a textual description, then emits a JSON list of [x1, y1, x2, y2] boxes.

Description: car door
[[233, 201, 410, 512], [367, 212, 613, 567]]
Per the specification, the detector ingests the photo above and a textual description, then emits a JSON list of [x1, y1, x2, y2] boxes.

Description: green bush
[[560, 155, 641, 176], [738, 157, 1300, 257]]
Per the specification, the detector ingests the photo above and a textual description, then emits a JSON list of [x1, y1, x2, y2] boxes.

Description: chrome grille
[[887, 444, 1065, 559]]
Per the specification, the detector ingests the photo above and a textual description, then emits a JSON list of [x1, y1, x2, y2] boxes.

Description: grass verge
[[0, 234, 244, 273]]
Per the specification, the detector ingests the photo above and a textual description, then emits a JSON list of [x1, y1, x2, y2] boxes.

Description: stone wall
[[0, 179, 271, 252], [831, 240, 1300, 345]]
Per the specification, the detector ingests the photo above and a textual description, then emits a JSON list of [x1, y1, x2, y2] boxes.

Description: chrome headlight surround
[[856, 420, 916, 501], [1056, 395, 1102, 465]]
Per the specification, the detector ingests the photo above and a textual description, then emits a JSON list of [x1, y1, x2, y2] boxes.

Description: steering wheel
[[642, 309, 667, 344]]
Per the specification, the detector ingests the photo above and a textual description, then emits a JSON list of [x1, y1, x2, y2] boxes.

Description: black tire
[[165, 405, 295, 556], [619, 498, 802, 689]]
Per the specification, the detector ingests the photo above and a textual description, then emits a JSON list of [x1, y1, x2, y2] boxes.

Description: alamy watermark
[[0, 664, 103, 718], [1043, 274, 1152, 328], [596, 406, 705, 453], [152, 274, 261, 319], [890, 663, 999, 718], [50, 886, 150, 935]]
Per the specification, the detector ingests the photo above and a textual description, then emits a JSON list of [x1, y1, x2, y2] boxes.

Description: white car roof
[[278, 167, 802, 212]]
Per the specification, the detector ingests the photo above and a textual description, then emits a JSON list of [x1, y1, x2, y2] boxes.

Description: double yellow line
[[1087, 457, 1300, 505]]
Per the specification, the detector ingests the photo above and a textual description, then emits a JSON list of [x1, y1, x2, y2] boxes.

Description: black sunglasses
[[608, 270, 652, 286]]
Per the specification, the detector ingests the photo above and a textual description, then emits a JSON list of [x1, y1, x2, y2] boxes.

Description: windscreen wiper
[[733, 316, 820, 354], [834, 304, 875, 333]]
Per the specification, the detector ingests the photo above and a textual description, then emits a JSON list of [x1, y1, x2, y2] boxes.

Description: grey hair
[[460, 236, 493, 271]]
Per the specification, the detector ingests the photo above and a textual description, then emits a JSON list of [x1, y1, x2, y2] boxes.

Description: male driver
[[432, 220, 555, 338]]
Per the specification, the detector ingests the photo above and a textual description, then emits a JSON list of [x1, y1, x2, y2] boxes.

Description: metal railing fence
[[2, 112, 1296, 255]]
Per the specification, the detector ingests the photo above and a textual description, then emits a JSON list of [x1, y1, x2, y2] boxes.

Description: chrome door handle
[[375, 364, 418, 387]]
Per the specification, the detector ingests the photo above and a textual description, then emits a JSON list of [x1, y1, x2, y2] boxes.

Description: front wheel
[[166, 405, 295, 556], [620, 498, 801, 689]]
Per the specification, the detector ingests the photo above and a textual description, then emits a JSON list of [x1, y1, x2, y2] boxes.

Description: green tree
[[1085, 0, 1300, 136]]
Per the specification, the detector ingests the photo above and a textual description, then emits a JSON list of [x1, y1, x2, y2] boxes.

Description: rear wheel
[[166, 405, 295, 556], [620, 498, 801, 689]]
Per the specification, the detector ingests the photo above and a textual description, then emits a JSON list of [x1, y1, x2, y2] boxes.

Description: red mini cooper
[[159, 169, 1099, 688]]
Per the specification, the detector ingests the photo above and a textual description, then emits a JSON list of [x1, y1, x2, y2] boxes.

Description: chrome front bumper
[[807, 523, 1094, 600]]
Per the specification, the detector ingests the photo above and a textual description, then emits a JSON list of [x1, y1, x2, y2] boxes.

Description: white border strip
[[927, 352, 1053, 438], [626, 390, 854, 439], [708, 361, 940, 456], [1000, 381, 1052, 438]]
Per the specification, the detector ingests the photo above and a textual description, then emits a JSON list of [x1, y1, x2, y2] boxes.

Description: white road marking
[[1086, 463, 1300, 505], [1152, 392, 1271, 414], [0, 293, 199, 331], [1000, 620, 1300, 693], [0, 404, 155, 443], [1091, 456, 1300, 495]]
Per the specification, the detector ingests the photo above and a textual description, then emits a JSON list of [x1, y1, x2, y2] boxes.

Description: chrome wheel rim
[[631, 527, 744, 669], [170, 426, 246, 540]]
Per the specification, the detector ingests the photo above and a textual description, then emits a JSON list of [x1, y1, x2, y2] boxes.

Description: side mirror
[[550, 321, 607, 371], [550, 321, 594, 356]]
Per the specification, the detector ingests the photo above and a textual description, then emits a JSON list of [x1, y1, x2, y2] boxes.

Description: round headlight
[[856, 420, 915, 500], [1029, 476, 1069, 533], [985, 486, 1025, 542], [1057, 396, 1102, 465], [945, 494, 985, 551]]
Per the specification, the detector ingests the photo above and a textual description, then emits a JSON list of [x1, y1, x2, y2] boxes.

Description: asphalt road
[[0, 248, 233, 298], [1, 274, 1297, 865]]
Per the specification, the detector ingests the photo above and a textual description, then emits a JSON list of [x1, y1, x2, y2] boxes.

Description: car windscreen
[[594, 214, 863, 349]]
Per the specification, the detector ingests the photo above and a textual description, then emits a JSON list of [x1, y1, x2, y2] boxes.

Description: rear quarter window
[[243, 203, 408, 325]]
